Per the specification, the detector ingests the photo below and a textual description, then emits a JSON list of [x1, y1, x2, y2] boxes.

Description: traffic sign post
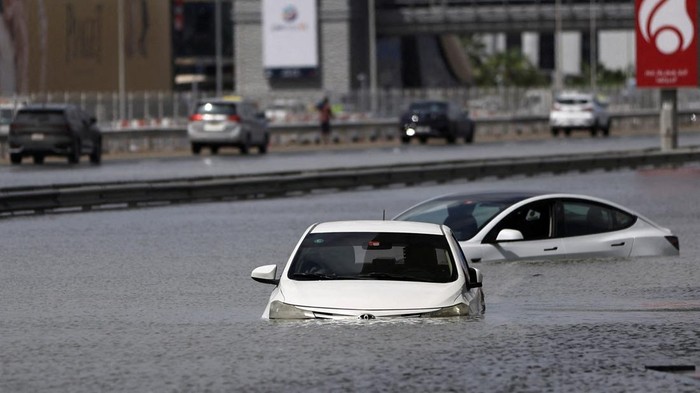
[[635, 0, 698, 150]]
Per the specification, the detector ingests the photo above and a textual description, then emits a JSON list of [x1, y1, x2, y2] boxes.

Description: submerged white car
[[394, 191, 679, 263], [251, 220, 485, 320]]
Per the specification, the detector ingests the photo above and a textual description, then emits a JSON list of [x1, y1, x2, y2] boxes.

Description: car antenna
[[382, 209, 386, 221]]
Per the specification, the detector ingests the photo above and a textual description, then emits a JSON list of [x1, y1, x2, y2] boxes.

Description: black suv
[[8, 104, 102, 165], [399, 100, 475, 144]]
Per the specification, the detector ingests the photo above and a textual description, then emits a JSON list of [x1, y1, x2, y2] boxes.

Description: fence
[[5, 85, 700, 127]]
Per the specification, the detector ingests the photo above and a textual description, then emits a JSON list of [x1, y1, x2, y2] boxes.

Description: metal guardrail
[[1, 146, 699, 217]]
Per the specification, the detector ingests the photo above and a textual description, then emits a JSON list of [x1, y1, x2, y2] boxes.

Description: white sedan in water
[[393, 191, 679, 263], [251, 220, 485, 320]]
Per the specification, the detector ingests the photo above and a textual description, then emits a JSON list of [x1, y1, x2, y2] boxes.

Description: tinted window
[[194, 103, 237, 115], [409, 102, 447, 114], [556, 97, 591, 105], [14, 110, 66, 125], [489, 200, 552, 241], [287, 232, 457, 283], [396, 199, 513, 241], [554, 200, 636, 237]]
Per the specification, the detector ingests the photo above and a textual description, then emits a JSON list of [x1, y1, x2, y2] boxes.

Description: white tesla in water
[[393, 191, 679, 263], [251, 220, 485, 320]]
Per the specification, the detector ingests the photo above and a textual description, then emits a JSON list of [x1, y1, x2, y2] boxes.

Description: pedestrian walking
[[317, 96, 333, 144]]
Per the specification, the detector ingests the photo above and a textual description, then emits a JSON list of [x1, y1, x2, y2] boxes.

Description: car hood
[[279, 279, 463, 311]]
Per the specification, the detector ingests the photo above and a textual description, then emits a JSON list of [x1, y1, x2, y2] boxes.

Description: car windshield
[[395, 198, 516, 241], [194, 102, 237, 115], [409, 102, 447, 113], [287, 232, 457, 283]]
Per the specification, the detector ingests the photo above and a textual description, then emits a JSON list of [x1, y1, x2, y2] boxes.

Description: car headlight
[[420, 303, 470, 318], [269, 301, 315, 319], [405, 128, 416, 136]]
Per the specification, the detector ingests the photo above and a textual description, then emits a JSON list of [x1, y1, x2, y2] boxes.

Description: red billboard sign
[[636, 0, 698, 87]]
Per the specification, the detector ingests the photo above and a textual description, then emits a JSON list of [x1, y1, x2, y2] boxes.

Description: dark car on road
[[8, 104, 102, 165], [400, 100, 475, 144]]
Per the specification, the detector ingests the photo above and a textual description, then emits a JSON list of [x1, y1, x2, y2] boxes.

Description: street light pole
[[215, 0, 223, 96], [554, 0, 563, 93], [118, 0, 126, 122], [368, 0, 377, 114], [590, 0, 597, 93]]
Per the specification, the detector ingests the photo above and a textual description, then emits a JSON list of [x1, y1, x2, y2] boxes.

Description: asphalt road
[[2, 132, 700, 189]]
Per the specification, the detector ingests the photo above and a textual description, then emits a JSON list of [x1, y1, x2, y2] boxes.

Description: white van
[[187, 96, 269, 155]]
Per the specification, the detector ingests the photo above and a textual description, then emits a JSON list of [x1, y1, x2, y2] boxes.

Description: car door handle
[[544, 247, 558, 251], [611, 242, 626, 247]]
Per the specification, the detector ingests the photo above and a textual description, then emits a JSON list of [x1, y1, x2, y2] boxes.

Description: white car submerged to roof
[[394, 191, 679, 263], [251, 220, 485, 320]]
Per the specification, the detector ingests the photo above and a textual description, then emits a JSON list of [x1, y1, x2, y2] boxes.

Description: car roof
[[428, 190, 546, 204], [197, 95, 246, 104], [311, 220, 445, 235]]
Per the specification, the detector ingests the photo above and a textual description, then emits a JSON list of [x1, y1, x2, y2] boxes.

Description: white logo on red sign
[[638, 0, 695, 55]]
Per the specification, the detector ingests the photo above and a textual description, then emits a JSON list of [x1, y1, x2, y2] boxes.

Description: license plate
[[204, 122, 225, 132], [415, 126, 430, 133], [31, 133, 45, 140]]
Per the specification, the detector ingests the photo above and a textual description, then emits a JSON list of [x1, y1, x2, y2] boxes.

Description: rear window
[[409, 102, 447, 113], [194, 102, 237, 115], [556, 97, 591, 105], [14, 110, 66, 124]]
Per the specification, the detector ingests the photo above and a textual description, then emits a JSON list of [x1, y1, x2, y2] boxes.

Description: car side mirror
[[251, 264, 279, 285], [467, 267, 483, 289], [495, 229, 524, 242]]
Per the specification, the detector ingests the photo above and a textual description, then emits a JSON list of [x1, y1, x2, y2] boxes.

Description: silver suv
[[549, 92, 611, 137], [8, 104, 102, 165], [187, 96, 269, 155]]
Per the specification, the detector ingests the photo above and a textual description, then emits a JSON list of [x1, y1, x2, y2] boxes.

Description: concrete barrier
[[1, 146, 699, 217]]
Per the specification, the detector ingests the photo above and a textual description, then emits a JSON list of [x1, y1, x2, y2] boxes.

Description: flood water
[[2, 166, 699, 392]]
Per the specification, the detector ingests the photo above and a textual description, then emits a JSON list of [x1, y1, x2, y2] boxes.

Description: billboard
[[261, 0, 318, 79], [0, 0, 171, 94], [635, 0, 698, 87]]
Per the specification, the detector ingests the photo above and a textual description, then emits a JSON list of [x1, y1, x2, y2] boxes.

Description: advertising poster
[[636, 0, 698, 87], [262, 0, 318, 79]]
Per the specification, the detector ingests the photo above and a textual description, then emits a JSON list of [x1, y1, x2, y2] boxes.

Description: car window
[[195, 102, 237, 115], [14, 110, 66, 125], [395, 200, 509, 241], [554, 200, 636, 237], [287, 232, 457, 283], [488, 200, 552, 241], [1, 108, 14, 125], [556, 97, 591, 105], [409, 102, 447, 113]]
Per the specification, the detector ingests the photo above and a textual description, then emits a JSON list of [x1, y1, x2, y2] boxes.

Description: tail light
[[665, 236, 679, 250], [552, 103, 561, 110], [189, 114, 203, 121], [228, 115, 241, 122], [583, 104, 594, 112]]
